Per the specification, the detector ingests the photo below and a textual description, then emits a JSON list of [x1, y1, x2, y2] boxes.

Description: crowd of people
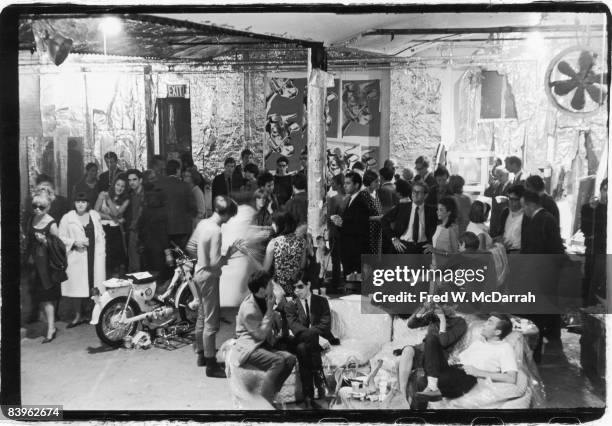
[[20, 146, 607, 409]]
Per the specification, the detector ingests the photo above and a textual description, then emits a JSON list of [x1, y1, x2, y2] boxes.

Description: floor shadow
[[87, 345, 118, 354]]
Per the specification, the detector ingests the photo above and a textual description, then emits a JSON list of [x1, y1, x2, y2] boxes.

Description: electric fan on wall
[[545, 46, 608, 117]]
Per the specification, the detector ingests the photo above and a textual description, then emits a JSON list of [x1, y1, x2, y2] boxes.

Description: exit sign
[[167, 84, 187, 98]]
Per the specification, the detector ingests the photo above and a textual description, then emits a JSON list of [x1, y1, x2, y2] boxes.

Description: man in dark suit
[[97, 151, 124, 192], [155, 159, 196, 248], [283, 173, 308, 227], [425, 165, 450, 206], [327, 174, 347, 287], [285, 279, 333, 409], [525, 175, 559, 224], [381, 181, 437, 254], [378, 166, 399, 214], [331, 172, 370, 279], [211, 157, 236, 201], [521, 189, 564, 254], [232, 148, 253, 192], [520, 190, 564, 360]]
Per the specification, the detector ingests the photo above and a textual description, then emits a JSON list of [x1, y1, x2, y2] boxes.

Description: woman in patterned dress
[[262, 211, 307, 298], [361, 169, 384, 255]]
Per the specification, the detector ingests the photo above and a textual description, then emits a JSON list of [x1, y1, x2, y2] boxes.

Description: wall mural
[[341, 80, 381, 137], [264, 76, 378, 172]]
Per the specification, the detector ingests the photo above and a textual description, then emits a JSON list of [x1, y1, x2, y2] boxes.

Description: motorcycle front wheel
[[96, 297, 140, 347], [177, 284, 198, 325]]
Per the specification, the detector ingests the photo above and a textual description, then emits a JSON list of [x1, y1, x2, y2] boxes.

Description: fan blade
[[578, 51, 594, 75], [586, 84, 606, 104], [551, 79, 577, 96], [571, 87, 586, 110], [585, 72, 608, 84], [557, 61, 577, 78]]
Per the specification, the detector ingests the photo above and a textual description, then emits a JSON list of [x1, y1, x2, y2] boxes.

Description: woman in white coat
[[59, 192, 106, 327]]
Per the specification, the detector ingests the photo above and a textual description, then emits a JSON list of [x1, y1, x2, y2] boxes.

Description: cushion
[[329, 298, 392, 343], [324, 338, 383, 368], [429, 368, 530, 409]]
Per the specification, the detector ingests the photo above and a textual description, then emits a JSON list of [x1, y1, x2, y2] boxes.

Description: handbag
[[327, 355, 363, 408]]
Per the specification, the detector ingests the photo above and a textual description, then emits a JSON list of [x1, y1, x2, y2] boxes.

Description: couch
[[223, 295, 544, 409]]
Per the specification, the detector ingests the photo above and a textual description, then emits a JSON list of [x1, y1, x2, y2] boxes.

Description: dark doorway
[[156, 98, 192, 162], [67, 137, 84, 202]]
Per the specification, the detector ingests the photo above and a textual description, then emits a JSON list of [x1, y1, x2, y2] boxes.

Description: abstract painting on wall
[[342, 80, 381, 137]]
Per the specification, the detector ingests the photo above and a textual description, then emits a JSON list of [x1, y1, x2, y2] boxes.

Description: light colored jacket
[[233, 293, 282, 365], [58, 209, 106, 297]]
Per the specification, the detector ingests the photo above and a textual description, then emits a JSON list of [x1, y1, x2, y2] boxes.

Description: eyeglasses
[[293, 283, 306, 290], [278, 163, 288, 167], [32, 204, 46, 210]]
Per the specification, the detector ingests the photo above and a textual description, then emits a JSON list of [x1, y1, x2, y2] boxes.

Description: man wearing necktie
[[381, 181, 437, 254], [212, 157, 236, 200], [285, 279, 334, 409]]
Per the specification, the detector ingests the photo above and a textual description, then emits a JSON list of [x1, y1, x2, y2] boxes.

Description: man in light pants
[[188, 195, 239, 378]]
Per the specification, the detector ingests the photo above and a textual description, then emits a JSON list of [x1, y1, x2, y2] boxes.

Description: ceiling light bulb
[[99, 17, 122, 36]]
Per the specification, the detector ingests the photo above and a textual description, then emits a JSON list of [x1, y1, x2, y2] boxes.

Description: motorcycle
[[91, 244, 199, 347]]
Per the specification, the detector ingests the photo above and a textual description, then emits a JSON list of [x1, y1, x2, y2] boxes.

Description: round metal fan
[[545, 46, 608, 117]]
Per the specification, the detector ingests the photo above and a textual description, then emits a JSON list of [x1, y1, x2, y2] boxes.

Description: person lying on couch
[[393, 302, 467, 407], [233, 271, 297, 406], [417, 313, 518, 399], [285, 278, 333, 409]]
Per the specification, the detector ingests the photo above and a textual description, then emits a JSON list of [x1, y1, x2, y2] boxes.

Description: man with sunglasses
[[285, 278, 333, 409]]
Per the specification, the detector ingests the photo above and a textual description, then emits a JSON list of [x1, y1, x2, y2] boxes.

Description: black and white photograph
[[1, 3, 609, 422]]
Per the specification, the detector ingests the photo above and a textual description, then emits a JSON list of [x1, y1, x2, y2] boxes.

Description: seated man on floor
[[418, 313, 518, 399], [233, 271, 296, 407], [285, 278, 333, 409], [392, 302, 467, 407]]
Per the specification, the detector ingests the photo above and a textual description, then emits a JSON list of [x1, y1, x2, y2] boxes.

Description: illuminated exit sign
[[167, 84, 187, 98]]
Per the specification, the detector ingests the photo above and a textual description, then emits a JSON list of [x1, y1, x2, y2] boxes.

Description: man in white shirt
[[492, 185, 527, 252], [418, 313, 518, 398], [188, 195, 240, 377]]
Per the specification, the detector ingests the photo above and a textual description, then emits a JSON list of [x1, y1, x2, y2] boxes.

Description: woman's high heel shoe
[[42, 329, 57, 344]]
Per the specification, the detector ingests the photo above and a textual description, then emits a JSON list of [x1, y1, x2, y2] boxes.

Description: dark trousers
[[423, 333, 476, 398], [247, 345, 296, 403], [396, 240, 426, 254], [330, 235, 342, 285], [292, 328, 322, 398]]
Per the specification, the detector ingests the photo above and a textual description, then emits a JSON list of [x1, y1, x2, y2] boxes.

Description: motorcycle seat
[[124, 271, 159, 285]]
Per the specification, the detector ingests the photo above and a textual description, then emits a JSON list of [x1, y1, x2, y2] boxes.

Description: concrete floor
[[20, 299, 605, 411]]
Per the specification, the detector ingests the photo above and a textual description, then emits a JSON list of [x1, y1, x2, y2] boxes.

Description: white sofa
[[224, 296, 544, 409]]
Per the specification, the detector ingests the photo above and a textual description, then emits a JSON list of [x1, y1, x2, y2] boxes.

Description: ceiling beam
[[362, 24, 605, 36]]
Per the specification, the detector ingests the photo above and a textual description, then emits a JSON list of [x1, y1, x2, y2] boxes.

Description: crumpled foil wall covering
[[389, 67, 442, 169]]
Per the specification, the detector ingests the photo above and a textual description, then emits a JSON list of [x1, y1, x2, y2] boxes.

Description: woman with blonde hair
[[26, 190, 63, 342], [59, 192, 106, 328]]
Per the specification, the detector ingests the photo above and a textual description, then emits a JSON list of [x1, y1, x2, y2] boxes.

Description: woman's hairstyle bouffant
[[438, 196, 458, 228]]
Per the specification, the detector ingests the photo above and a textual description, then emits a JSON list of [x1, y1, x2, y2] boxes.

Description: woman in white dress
[[59, 192, 106, 327], [424, 196, 460, 268], [466, 200, 493, 251]]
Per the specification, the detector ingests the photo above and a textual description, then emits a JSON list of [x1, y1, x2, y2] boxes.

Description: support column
[[144, 64, 155, 168], [306, 47, 332, 238]]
